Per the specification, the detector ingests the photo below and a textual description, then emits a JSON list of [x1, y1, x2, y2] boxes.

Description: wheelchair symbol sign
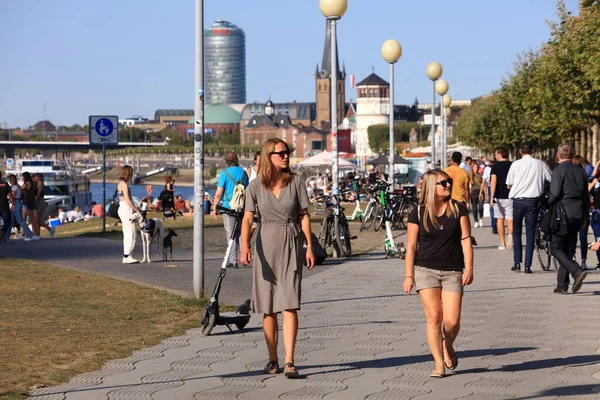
[[95, 118, 114, 137]]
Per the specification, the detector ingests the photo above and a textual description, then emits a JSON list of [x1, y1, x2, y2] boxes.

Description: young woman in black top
[[404, 170, 474, 378], [22, 172, 39, 239]]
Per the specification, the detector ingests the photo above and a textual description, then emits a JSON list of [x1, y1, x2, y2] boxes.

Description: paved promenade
[[23, 224, 600, 399]]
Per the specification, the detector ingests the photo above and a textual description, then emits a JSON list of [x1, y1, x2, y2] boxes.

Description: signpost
[[89, 116, 119, 233]]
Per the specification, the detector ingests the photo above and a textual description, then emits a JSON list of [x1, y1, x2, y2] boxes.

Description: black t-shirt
[[0, 180, 11, 210], [491, 160, 512, 199], [407, 201, 469, 271]]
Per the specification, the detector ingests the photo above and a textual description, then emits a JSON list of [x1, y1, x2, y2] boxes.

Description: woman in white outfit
[[118, 165, 141, 264]]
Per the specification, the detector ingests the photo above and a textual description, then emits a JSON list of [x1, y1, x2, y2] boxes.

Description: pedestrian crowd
[[0, 170, 56, 243]]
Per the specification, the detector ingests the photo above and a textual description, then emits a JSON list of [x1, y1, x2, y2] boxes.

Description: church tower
[[315, 21, 346, 129]]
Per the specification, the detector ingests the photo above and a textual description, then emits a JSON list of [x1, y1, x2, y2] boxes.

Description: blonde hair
[[419, 170, 459, 232], [259, 138, 295, 189], [119, 165, 134, 182]]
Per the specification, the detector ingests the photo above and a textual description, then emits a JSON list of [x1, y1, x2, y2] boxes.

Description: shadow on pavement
[[455, 354, 600, 375], [510, 384, 600, 399], [30, 347, 539, 398]]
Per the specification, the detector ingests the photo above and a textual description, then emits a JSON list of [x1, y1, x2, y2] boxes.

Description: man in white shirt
[[506, 143, 552, 274]]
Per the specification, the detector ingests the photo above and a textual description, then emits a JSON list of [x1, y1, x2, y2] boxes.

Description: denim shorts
[[414, 266, 464, 294]]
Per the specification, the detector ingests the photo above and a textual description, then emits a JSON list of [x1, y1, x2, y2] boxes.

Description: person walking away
[[0, 171, 13, 244], [118, 165, 141, 264], [444, 152, 470, 206], [33, 173, 55, 238], [572, 155, 592, 269], [6, 174, 34, 241], [482, 160, 497, 234], [212, 151, 249, 268], [506, 143, 552, 273], [240, 138, 315, 378], [246, 150, 261, 182], [470, 164, 484, 228], [490, 147, 513, 250], [21, 172, 38, 239], [404, 170, 473, 378], [548, 143, 588, 294]]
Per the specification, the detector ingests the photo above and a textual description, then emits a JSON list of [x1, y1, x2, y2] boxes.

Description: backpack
[[223, 168, 246, 210]]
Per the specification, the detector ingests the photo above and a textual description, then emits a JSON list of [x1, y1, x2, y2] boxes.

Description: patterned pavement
[[28, 224, 600, 399]]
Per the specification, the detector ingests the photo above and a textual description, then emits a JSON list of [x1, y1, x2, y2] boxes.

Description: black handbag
[[107, 189, 120, 219]]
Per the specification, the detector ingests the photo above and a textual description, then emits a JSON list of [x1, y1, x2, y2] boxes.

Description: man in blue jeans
[[505, 143, 552, 274]]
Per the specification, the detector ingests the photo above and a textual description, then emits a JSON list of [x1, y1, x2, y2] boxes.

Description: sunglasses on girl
[[270, 150, 291, 158], [436, 178, 453, 188]]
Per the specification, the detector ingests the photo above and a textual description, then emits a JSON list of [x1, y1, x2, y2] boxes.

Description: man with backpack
[[212, 151, 249, 268]]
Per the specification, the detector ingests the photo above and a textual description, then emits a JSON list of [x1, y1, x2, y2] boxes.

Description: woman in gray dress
[[240, 138, 316, 378]]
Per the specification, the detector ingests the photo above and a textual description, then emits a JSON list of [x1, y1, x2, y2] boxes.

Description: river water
[[89, 182, 215, 203]]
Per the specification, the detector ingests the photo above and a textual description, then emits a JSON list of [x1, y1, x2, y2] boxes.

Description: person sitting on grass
[[174, 195, 194, 216]]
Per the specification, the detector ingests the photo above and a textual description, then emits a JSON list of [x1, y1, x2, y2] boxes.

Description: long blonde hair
[[419, 170, 459, 232], [259, 138, 295, 189]]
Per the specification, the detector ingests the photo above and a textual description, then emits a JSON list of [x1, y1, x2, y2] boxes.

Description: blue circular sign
[[95, 118, 114, 137]]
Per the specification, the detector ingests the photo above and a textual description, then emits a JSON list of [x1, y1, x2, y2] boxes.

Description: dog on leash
[[163, 228, 177, 261], [132, 213, 164, 263]]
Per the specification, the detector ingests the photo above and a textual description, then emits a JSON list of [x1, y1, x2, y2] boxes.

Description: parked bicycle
[[314, 191, 353, 258]]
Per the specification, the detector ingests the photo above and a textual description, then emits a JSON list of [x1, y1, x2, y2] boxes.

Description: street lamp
[[320, 0, 347, 196], [442, 95, 452, 169], [435, 80, 449, 168], [381, 39, 402, 191], [426, 62, 443, 168]]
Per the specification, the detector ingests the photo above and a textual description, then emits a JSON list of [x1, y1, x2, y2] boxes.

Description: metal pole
[[431, 82, 436, 169], [330, 18, 339, 196], [440, 104, 445, 169], [102, 144, 106, 233], [388, 62, 395, 191], [193, 0, 205, 299]]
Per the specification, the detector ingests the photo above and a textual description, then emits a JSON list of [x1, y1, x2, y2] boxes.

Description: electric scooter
[[201, 205, 251, 335]]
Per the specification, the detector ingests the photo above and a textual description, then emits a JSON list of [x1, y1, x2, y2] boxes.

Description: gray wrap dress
[[244, 175, 310, 314]]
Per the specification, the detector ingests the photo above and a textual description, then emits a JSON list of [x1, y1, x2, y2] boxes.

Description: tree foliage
[[454, 1, 600, 160], [368, 122, 422, 153]]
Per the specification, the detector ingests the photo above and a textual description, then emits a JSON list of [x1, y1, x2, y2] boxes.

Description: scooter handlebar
[[216, 205, 244, 218]]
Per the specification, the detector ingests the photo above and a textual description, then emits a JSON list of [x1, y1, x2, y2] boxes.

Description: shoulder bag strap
[[223, 168, 236, 203]]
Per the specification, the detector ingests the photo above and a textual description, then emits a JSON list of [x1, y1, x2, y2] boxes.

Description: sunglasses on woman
[[436, 178, 453, 188], [270, 150, 291, 158]]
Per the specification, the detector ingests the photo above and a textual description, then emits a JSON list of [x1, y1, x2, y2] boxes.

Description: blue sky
[[0, 0, 580, 128]]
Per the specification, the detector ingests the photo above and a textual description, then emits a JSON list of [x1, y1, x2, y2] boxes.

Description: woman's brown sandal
[[263, 360, 280, 374], [284, 362, 300, 378]]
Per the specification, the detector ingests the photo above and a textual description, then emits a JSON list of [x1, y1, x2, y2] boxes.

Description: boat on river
[[6, 157, 92, 216]]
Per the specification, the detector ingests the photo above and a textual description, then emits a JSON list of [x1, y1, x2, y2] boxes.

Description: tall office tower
[[205, 20, 246, 105]]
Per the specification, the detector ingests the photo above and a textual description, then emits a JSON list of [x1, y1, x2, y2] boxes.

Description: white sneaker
[[24, 236, 34, 242], [32, 235, 41, 240], [473, 222, 479, 228], [122, 257, 140, 264], [506, 235, 513, 250], [50, 228, 56, 238], [13, 235, 24, 241], [498, 245, 506, 250], [479, 220, 484, 228]]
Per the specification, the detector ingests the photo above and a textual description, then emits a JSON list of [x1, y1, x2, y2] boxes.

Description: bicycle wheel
[[318, 218, 329, 250], [536, 229, 552, 271], [373, 204, 385, 232], [360, 202, 376, 231], [335, 217, 352, 257]]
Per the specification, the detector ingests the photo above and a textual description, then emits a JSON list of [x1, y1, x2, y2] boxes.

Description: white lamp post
[[381, 39, 402, 191], [442, 95, 452, 169], [435, 80, 449, 168], [320, 0, 347, 196], [426, 62, 443, 168]]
